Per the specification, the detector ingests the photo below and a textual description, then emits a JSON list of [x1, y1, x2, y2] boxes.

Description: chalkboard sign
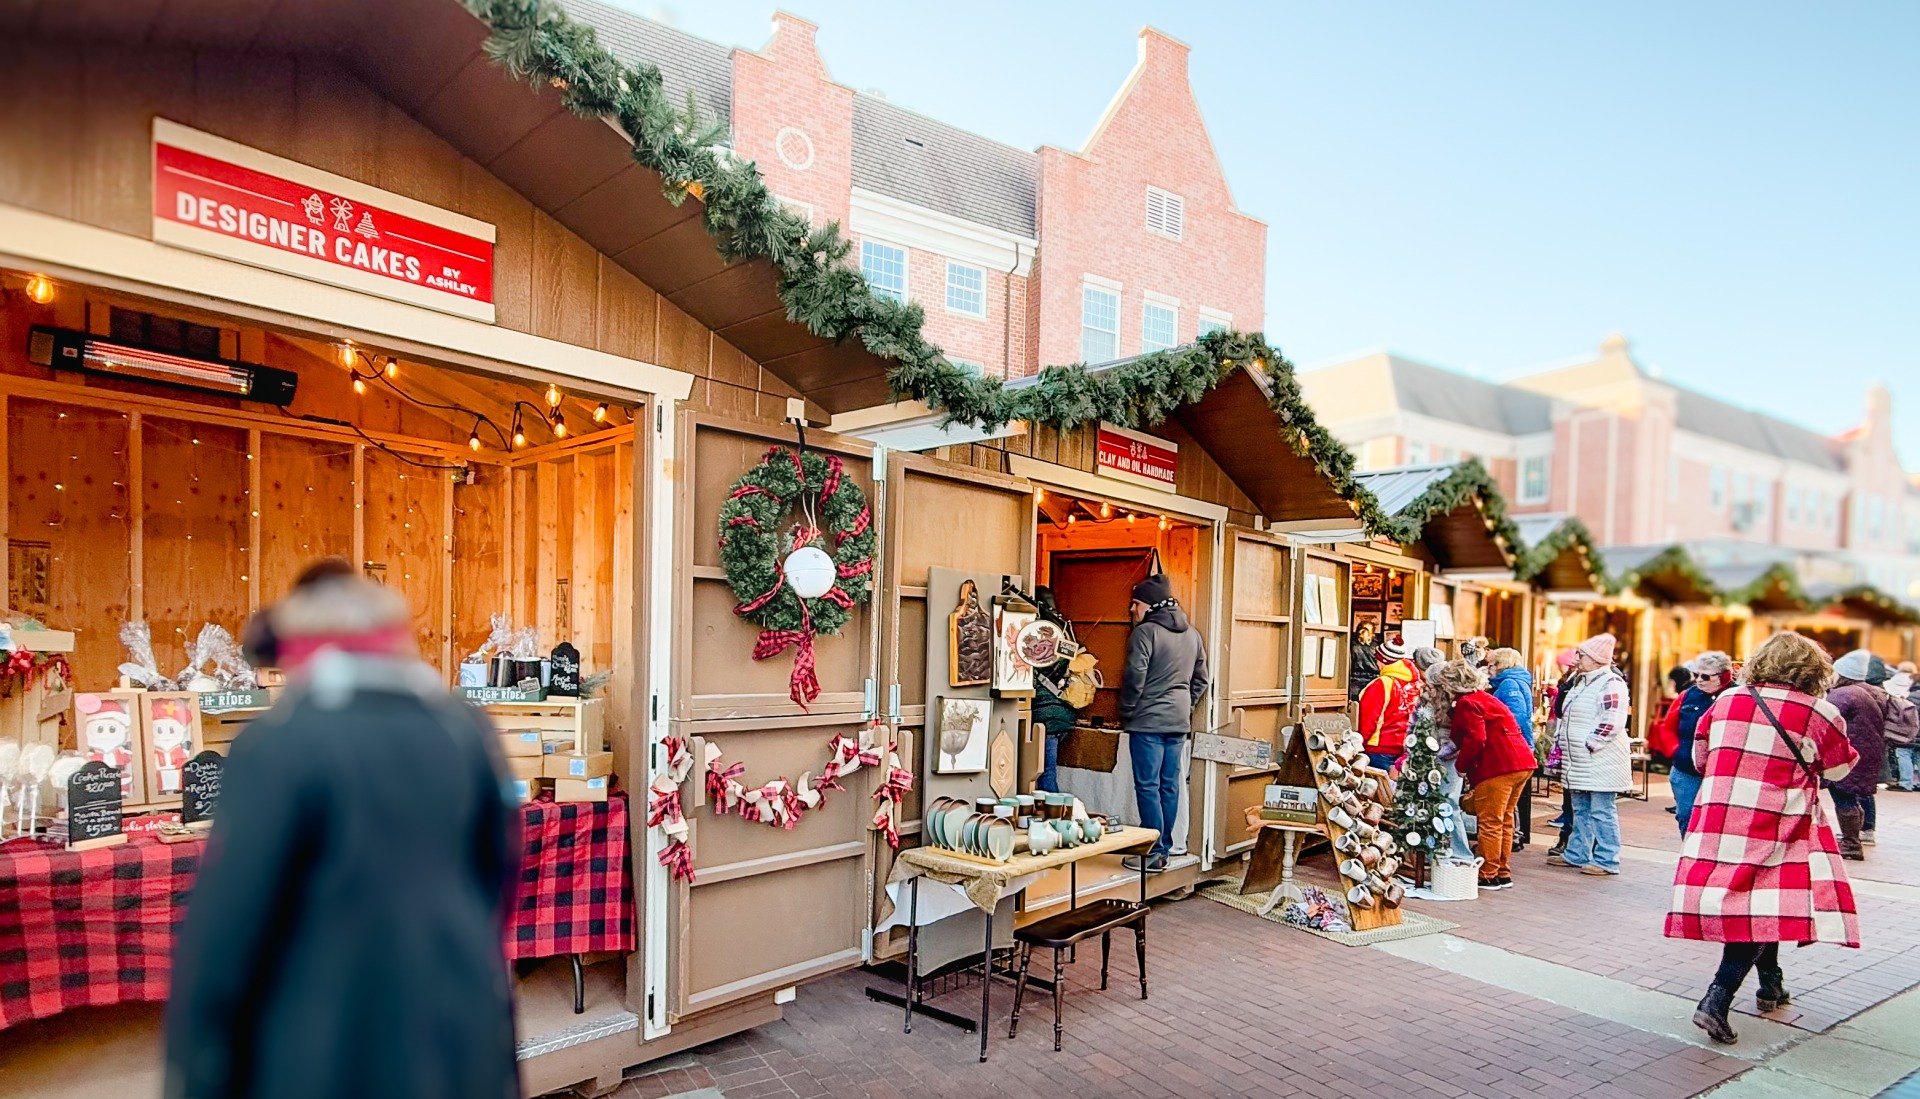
[[67, 760, 127, 850], [548, 642, 581, 697], [182, 750, 224, 827]]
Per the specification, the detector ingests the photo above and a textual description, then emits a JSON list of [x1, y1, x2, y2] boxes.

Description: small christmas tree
[[1387, 705, 1455, 867]]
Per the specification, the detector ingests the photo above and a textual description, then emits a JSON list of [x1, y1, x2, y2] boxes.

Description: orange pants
[[1468, 770, 1531, 880]]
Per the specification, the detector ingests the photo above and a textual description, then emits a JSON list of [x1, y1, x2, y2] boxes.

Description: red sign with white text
[[151, 120, 495, 321], [1095, 423, 1179, 491]]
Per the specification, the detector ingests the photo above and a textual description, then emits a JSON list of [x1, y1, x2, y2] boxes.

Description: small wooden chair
[[1008, 899, 1148, 1051]]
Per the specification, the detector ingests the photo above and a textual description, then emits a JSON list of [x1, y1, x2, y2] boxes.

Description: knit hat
[[1866, 654, 1893, 685], [1577, 633, 1617, 665], [1687, 650, 1732, 676], [1377, 637, 1411, 663], [1834, 649, 1874, 682], [1555, 648, 1579, 670], [1130, 574, 1173, 607], [1411, 646, 1446, 672]]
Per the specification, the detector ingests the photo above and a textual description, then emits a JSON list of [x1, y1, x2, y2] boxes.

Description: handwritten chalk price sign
[[182, 750, 225, 828], [67, 760, 128, 850]]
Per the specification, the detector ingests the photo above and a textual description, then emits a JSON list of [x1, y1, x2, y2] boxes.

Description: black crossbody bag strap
[[1748, 688, 1822, 788]]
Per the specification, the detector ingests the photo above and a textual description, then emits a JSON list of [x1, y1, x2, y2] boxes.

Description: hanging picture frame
[[948, 579, 993, 687], [992, 593, 1037, 695], [935, 696, 989, 773]]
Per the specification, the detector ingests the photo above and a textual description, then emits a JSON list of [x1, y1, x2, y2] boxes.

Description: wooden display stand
[[1297, 714, 1402, 932], [1, 628, 77, 754], [483, 697, 606, 752]]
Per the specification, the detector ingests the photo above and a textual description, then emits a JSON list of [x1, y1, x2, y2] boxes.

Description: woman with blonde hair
[[1667, 631, 1859, 1045], [1426, 659, 1537, 890]]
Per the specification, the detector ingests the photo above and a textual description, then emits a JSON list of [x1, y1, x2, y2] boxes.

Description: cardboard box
[[500, 731, 545, 757], [511, 778, 546, 805], [553, 776, 609, 803], [543, 750, 613, 780], [506, 755, 545, 781], [541, 738, 576, 756]]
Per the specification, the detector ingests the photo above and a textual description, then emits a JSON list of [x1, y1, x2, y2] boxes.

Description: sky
[[612, 1, 1918, 461]]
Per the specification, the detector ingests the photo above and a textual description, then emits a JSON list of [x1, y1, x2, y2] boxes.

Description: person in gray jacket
[[1119, 573, 1208, 873]]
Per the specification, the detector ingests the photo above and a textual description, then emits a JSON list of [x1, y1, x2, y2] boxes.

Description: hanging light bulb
[[511, 409, 525, 448], [1126, 512, 1136, 524], [337, 342, 356, 368], [1158, 515, 1170, 531], [545, 383, 562, 408], [1035, 487, 1045, 502], [1067, 512, 1077, 525], [468, 428, 482, 452], [24, 275, 55, 304], [552, 410, 567, 439], [593, 402, 608, 423], [352, 375, 367, 395], [384, 356, 398, 379], [1099, 501, 1112, 519]]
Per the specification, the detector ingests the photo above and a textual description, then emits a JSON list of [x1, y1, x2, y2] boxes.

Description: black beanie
[[1131, 574, 1173, 606]]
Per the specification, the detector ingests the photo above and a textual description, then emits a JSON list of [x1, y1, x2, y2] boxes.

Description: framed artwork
[[1301, 577, 1323, 625], [935, 696, 989, 773], [1385, 600, 1404, 625], [1319, 637, 1340, 680], [1352, 571, 1385, 600], [1316, 576, 1342, 627], [74, 691, 142, 805], [138, 692, 202, 806], [1354, 611, 1384, 638], [992, 601, 1036, 693]]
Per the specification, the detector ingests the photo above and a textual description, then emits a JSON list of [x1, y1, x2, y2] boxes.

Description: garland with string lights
[[460, 1, 1390, 533], [718, 446, 876, 708]]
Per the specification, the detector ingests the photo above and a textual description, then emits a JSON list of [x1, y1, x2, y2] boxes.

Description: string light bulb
[[24, 275, 55, 304], [511, 409, 525, 448], [593, 402, 608, 423], [552, 411, 567, 439], [1126, 512, 1136, 524], [384, 356, 398, 379], [545, 383, 562, 408], [352, 376, 367, 395], [1099, 501, 1111, 519], [1067, 512, 1077, 525], [468, 428, 482, 452], [1158, 515, 1171, 531], [337, 342, 356, 368]]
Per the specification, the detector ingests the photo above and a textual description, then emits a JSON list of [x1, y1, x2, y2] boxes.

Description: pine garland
[[459, 1, 1390, 533], [1822, 583, 1920, 624], [1366, 459, 1523, 562], [1612, 544, 1721, 604], [1512, 515, 1605, 587], [1719, 561, 1808, 611]]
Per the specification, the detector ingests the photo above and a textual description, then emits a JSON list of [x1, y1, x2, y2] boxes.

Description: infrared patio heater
[[28, 325, 299, 406]]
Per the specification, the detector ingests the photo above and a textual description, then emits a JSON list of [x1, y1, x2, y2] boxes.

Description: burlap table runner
[[882, 825, 1158, 919]]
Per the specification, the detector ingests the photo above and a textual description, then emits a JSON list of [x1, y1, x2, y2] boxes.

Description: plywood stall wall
[[1299, 552, 1351, 706], [500, 441, 634, 685], [1220, 531, 1294, 853]]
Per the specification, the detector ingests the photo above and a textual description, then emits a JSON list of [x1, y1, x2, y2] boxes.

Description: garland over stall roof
[[1353, 461, 1522, 571], [1512, 513, 1607, 592], [462, 0, 1390, 532]]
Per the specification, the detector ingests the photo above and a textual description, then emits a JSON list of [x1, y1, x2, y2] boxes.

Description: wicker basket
[[1429, 856, 1484, 900]]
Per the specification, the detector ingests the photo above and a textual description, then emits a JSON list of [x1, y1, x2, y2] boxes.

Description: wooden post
[[247, 428, 261, 612]]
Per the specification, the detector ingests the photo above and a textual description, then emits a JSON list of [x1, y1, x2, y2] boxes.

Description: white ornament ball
[[783, 545, 837, 600]]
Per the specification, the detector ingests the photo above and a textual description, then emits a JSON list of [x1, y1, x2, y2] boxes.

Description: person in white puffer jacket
[[1549, 633, 1633, 875]]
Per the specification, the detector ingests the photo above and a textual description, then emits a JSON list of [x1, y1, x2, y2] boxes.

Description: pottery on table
[[1079, 818, 1103, 844], [986, 818, 1015, 862], [1028, 821, 1057, 856], [1051, 818, 1079, 848]]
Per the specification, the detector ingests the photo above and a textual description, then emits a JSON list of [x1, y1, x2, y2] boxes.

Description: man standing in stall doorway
[[1120, 574, 1209, 874]]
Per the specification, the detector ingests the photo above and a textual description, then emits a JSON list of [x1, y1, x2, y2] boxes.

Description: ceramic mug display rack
[[1299, 715, 1405, 932]]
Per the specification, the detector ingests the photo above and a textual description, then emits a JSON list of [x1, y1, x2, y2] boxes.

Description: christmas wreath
[[718, 446, 876, 708]]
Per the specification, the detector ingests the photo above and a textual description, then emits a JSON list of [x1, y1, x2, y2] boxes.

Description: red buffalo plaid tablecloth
[[0, 794, 635, 1030]]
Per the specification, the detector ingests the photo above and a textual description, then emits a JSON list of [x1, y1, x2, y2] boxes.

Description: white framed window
[[944, 261, 986, 318], [1406, 440, 1427, 465], [1197, 309, 1232, 337], [1520, 455, 1550, 504], [860, 240, 908, 302], [1710, 468, 1727, 511], [1141, 300, 1177, 352], [1145, 187, 1184, 241], [1081, 284, 1119, 363]]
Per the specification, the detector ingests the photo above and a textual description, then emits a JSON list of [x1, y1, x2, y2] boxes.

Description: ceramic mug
[[1327, 806, 1355, 830], [1028, 821, 1057, 856], [1378, 855, 1401, 879], [1316, 756, 1346, 778], [1348, 884, 1376, 909], [1362, 802, 1385, 826], [1335, 832, 1361, 854], [1359, 846, 1380, 869], [1384, 881, 1406, 908], [1340, 857, 1367, 881], [1355, 776, 1380, 799], [1365, 872, 1389, 894], [1305, 729, 1329, 752], [1350, 821, 1377, 843]]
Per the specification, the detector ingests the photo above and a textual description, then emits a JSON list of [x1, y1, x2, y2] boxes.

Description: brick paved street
[[608, 787, 1920, 1099]]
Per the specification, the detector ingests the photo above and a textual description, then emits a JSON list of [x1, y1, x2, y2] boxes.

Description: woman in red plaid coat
[[1666, 631, 1859, 1045]]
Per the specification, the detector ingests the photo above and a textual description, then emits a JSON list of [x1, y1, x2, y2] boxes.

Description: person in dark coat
[[165, 574, 520, 1099], [1671, 651, 1732, 837], [1119, 573, 1208, 873], [1348, 621, 1382, 703], [1827, 650, 1890, 858]]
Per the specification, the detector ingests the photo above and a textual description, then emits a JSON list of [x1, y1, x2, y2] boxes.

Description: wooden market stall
[[1512, 513, 1609, 674]]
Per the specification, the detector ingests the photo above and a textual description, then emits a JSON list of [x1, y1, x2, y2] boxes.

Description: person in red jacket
[[1357, 637, 1421, 769], [1427, 658, 1538, 890]]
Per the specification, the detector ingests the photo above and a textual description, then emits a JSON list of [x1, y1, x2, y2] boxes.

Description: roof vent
[[904, 137, 925, 148]]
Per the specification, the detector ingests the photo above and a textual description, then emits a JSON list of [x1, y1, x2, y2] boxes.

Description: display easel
[[1298, 714, 1402, 931], [1239, 723, 1321, 909]]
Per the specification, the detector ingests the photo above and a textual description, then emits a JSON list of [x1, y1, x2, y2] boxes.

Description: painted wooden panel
[[140, 416, 249, 673], [7, 399, 131, 689]]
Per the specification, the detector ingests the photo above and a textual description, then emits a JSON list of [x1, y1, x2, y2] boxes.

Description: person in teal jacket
[[1487, 648, 1537, 848]]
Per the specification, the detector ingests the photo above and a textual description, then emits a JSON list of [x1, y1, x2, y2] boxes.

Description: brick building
[[1302, 336, 1920, 601], [565, 1, 1266, 383]]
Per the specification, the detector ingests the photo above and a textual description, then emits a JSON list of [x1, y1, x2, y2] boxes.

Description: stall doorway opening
[[1025, 486, 1211, 901]]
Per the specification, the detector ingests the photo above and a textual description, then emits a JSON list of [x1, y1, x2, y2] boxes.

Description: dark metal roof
[[560, 0, 734, 127], [851, 96, 1038, 238], [1387, 357, 1552, 435], [1671, 386, 1844, 471]]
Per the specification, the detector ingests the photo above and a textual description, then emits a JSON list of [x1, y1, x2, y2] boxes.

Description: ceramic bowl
[[987, 819, 1015, 862]]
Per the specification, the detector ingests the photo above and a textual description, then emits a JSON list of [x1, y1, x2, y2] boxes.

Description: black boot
[[1693, 984, 1739, 1044], [1836, 806, 1865, 861], [1756, 967, 1790, 1012]]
